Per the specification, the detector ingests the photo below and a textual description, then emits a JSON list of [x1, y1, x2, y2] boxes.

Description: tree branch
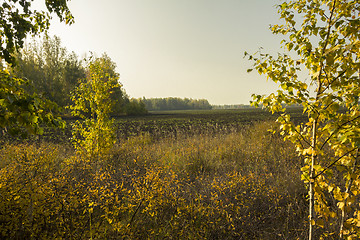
[[279, 114, 312, 148], [320, 114, 360, 151], [319, 69, 347, 95], [128, 198, 143, 227], [314, 148, 357, 180]]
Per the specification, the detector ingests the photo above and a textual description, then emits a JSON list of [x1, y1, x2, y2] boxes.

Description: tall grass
[[0, 121, 308, 239]]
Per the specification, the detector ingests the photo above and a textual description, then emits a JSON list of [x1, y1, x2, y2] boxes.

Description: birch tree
[[70, 54, 119, 159], [246, 0, 360, 239]]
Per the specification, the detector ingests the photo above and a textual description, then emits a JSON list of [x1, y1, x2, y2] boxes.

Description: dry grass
[[0, 121, 308, 239]]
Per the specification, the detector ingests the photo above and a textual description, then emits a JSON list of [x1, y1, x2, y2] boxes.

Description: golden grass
[[0, 121, 308, 239]]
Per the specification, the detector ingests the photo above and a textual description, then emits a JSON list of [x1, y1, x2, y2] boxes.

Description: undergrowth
[[0, 121, 308, 239]]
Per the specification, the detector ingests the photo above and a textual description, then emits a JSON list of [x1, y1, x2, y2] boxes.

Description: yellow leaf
[[303, 147, 315, 155], [324, 45, 341, 55], [337, 201, 345, 210], [330, 211, 337, 218]]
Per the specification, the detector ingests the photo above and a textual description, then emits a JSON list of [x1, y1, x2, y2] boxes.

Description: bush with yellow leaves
[[0, 121, 308, 239]]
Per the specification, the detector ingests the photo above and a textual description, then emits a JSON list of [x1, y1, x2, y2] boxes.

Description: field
[[2, 107, 307, 145], [0, 108, 311, 239], [117, 107, 306, 139]]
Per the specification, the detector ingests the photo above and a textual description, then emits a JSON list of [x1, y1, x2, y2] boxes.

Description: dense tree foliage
[[142, 97, 212, 111], [11, 35, 85, 108], [87, 54, 147, 116], [69, 54, 118, 158], [1, 0, 72, 136], [247, 0, 359, 239], [10, 36, 147, 116], [1, 0, 73, 64], [0, 68, 64, 136], [124, 98, 147, 115]]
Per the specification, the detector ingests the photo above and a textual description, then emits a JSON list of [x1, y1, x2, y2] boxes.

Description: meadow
[[0, 108, 311, 239]]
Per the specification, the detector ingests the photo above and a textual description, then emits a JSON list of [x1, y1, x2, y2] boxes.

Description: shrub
[[0, 121, 308, 239]]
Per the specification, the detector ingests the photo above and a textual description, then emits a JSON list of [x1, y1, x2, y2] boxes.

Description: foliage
[[124, 98, 148, 116], [142, 97, 212, 111], [0, 0, 73, 64], [247, 0, 360, 238], [86, 53, 127, 116], [69, 54, 119, 158], [11, 34, 86, 108], [11, 35, 146, 116], [0, 121, 308, 239], [0, 68, 64, 137], [1, 1, 73, 136]]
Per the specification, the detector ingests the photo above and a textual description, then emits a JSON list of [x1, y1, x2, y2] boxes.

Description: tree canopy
[[11, 34, 85, 107], [1, 0, 73, 64], [1, 0, 73, 136]]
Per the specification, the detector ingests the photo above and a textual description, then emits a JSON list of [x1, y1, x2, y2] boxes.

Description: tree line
[[212, 104, 253, 109], [10, 35, 147, 117], [141, 97, 212, 111]]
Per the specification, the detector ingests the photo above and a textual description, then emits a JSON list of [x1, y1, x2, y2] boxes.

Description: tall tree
[[1, 0, 73, 136], [93, 53, 126, 115], [70, 54, 120, 158], [12, 35, 85, 108], [246, 0, 359, 239]]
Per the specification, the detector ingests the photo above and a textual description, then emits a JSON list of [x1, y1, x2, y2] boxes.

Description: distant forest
[[212, 104, 253, 109], [142, 97, 212, 111]]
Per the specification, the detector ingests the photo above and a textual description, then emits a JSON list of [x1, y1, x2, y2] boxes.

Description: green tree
[[0, 68, 64, 136], [1, 0, 73, 136], [125, 98, 148, 115], [1, 0, 73, 64], [94, 53, 127, 116], [246, 0, 359, 239], [12, 34, 86, 108], [70, 54, 120, 158]]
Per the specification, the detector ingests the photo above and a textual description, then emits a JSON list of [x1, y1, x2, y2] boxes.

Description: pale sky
[[35, 0, 285, 105]]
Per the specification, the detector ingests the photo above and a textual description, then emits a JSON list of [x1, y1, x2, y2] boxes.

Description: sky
[[34, 0, 285, 105]]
